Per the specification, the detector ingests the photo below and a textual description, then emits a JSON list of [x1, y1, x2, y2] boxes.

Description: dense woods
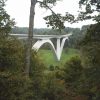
[[0, 0, 100, 100]]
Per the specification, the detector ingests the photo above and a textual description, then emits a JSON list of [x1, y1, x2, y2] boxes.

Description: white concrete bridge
[[10, 33, 72, 61]]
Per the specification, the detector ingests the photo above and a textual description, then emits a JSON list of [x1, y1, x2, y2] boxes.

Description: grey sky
[[5, 0, 94, 28]]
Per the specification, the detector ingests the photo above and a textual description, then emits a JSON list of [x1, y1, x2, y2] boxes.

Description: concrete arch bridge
[[10, 34, 72, 61]]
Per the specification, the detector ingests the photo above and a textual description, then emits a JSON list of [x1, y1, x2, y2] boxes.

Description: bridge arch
[[32, 39, 58, 60], [60, 37, 69, 54]]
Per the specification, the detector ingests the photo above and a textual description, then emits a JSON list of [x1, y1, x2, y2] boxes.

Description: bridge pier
[[56, 38, 61, 61]]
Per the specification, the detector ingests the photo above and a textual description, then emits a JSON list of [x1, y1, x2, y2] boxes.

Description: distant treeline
[[11, 25, 90, 48], [11, 25, 89, 35]]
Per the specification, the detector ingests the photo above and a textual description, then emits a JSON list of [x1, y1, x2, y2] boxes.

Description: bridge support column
[[56, 38, 61, 61]]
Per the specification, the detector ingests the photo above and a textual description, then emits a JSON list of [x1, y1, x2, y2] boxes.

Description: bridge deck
[[10, 34, 72, 39]]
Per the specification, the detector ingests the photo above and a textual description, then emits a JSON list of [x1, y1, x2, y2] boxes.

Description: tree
[[63, 56, 83, 88], [42, 72, 67, 100], [25, 0, 63, 76], [80, 23, 100, 68], [25, 0, 36, 75], [0, 38, 24, 72], [77, 0, 100, 22], [0, 0, 24, 72], [0, 72, 32, 100], [77, 23, 100, 100], [62, 56, 84, 99], [0, 0, 14, 37], [43, 0, 100, 26]]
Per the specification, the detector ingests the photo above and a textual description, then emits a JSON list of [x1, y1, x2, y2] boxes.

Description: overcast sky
[[5, 0, 94, 28]]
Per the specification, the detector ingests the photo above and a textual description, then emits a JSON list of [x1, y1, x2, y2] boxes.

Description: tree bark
[[25, 0, 37, 76]]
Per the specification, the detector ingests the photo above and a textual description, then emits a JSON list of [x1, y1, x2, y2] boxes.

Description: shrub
[[0, 72, 32, 100], [0, 37, 24, 72]]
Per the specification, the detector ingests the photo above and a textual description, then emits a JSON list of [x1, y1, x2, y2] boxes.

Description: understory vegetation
[[0, 23, 100, 100]]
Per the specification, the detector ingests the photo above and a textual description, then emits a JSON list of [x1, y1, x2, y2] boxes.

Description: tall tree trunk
[[25, 0, 36, 76]]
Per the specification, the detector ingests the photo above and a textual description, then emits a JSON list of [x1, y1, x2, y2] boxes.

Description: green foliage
[[43, 0, 60, 4], [62, 53, 100, 100], [37, 0, 67, 30], [77, 65, 100, 100], [78, 0, 100, 22], [80, 42, 100, 68], [29, 51, 46, 100], [68, 28, 85, 48], [12, 26, 81, 35], [49, 65, 55, 71], [63, 56, 83, 85], [61, 56, 84, 99], [43, 72, 66, 100], [40, 0, 61, 8], [0, 38, 47, 100], [76, 23, 100, 100], [80, 23, 100, 45], [0, 0, 15, 36], [44, 13, 65, 30], [44, 12, 74, 30], [0, 72, 32, 100], [80, 23, 100, 67], [30, 51, 46, 76], [0, 37, 24, 72]]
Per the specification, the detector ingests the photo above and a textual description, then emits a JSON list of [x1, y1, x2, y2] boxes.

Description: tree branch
[[37, 0, 61, 20]]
